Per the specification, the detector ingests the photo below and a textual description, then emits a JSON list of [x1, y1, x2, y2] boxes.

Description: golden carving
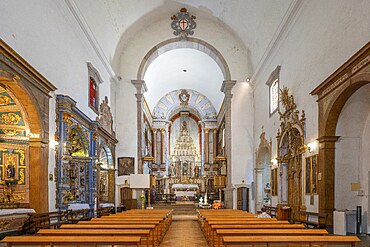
[[0, 219, 12, 230], [0, 95, 11, 105], [14, 149, 25, 166], [1, 113, 21, 125], [276, 86, 306, 218], [17, 169, 25, 185], [2, 129, 21, 136], [13, 192, 25, 201]]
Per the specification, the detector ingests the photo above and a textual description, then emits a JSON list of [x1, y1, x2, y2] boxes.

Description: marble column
[[213, 129, 217, 164], [161, 129, 166, 164], [221, 80, 236, 209], [199, 121, 205, 175], [165, 122, 170, 175], [205, 129, 209, 164], [131, 80, 147, 174], [153, 129, 157, 163]]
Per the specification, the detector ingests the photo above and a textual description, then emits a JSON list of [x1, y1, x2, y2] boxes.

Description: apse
[[144, 48, 224, 112]]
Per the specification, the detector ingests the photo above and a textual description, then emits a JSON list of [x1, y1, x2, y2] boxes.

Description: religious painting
[[271, 168, 278, 196], [118, 157, 134, 176], [305, 155, 318, 194]]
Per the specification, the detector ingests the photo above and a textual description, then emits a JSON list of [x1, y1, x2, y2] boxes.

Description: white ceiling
[[72, 0, 293, 112], [74, 0, 292, 72], [144, 48, 224, 111]]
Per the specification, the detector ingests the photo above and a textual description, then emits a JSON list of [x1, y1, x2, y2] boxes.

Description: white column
[[131, 80, 147, 174], [221, 80, 236, 209]]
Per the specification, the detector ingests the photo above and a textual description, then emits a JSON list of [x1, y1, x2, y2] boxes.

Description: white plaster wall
[[231, 83, 254, 210], [335, 84, 370, 232], [252, 0, 370, 212], [0, 0, 116, 211]]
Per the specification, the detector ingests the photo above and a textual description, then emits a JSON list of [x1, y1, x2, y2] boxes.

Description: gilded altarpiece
[[0, 39, 56, 213], [276, 87, 306, 218], [96, 96, 117, 204], [55, 95, 98, 210]]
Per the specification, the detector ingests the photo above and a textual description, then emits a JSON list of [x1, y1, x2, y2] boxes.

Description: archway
[[255, 132, 271, 211], [311, 41, 370, 226], [137, 37, 231, 81]]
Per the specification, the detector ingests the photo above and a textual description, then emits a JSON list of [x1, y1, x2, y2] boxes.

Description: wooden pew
[[214, 229, 328, 247], [61, 223, 160, 245], [208, 224, 305, 246], [2, 235, 141, 247], [221, 235, 360, 247], [37, 229, 153, 247]]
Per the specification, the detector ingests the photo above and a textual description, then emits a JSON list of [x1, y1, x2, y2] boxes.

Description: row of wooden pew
[[197, 209, 360, 247], [2, 209, 173, 247]]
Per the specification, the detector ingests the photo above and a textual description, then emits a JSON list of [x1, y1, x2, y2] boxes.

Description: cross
[[179, 19, 187, 30]]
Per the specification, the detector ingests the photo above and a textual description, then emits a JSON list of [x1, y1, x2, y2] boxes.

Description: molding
[[64, 0, 117, 81], [250, 0, 304, 84]]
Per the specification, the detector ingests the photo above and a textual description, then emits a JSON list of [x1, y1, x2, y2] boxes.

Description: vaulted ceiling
[[72, 0, 294, 111]]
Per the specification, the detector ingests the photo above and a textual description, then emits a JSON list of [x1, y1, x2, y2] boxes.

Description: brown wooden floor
[[160, 215, 208, 247]]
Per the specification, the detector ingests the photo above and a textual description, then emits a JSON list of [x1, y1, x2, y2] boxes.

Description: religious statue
[[6, 163, 15, 179]]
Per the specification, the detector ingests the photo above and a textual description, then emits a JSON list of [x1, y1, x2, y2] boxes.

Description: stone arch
[[311, 42, 370, 225], [137, 37, 231, 81], [255, 132, 272, 211]]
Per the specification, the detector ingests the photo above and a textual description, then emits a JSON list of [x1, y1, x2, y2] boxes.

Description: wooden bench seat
[[222, 235, 360, 247], [291, 211, 328, 229], [214, 229, 328, 247], [2, 235, 141, 247], [37, 229, 153, 247]]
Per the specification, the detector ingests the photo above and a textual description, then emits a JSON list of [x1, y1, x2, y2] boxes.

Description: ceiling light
[[183, 69, 187, 72]]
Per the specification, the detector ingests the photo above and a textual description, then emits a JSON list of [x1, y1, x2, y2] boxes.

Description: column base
[[224, 186, 234, 209]]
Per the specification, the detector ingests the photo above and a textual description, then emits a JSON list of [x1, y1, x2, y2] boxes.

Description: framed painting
[[118, 157, 134, 176]]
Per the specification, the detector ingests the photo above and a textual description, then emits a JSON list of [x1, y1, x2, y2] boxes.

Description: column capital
[[131, 80, 148, 94], [221, 80, 237, 94], [152, 128, 157, 134]]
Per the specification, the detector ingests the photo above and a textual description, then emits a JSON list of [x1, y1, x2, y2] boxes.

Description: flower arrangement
[[140, 194, 146, 202]]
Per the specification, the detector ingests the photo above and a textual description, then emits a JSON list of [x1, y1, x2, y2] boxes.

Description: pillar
[[165, 122, 170, 174], [199, 121, 205, 174], [213, 129, 217, 164], [317, 136, 339, 226], [161, 129, 166, 164], [153, 129, 157, 163], [221, 80, 236, 209], [131, 80, 147, 174], [205, 128, 209, 164]]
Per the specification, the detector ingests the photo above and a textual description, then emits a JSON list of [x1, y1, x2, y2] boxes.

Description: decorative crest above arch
[[153, 89, 217, 122]]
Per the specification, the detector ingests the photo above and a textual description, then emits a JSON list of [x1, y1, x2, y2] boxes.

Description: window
[[87, 62, 102, 114], [305, 155, 318, 194], [266, 65, 281, 117], [89, 77, 97, 110]]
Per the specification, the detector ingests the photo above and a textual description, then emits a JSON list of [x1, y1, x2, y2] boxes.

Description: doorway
[[237, 187, 249, 211]]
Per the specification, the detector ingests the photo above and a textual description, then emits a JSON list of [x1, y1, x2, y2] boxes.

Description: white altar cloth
[[172, 184, 198, 190], [175, 191, 196, 197], [68, 203, 90, 210], [0, 208, 35, 216], [99, 203, 114, 208]]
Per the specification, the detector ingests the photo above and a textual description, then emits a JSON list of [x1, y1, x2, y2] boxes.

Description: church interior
[[0, 0, 370, 246]]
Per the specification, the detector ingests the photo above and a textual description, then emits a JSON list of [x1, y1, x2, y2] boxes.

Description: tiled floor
[[160, 215, 208, 247]]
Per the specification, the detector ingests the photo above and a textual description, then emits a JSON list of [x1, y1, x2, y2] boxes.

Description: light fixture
[[307, 141, 317, 153], [246, 77, 250, 83], [271, 157, 278, 165]]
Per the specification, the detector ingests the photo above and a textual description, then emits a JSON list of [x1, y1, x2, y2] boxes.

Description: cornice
[[64, 0, 117, 81], [250, 0, 304, 84]]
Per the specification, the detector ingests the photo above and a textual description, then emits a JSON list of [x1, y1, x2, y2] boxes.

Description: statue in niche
[[6, 163, 15, 179]]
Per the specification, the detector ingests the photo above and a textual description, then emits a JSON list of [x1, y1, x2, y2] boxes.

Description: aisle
[[160, 215, 208, 247]]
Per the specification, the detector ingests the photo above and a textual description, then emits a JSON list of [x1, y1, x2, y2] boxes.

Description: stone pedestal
[[224, 186, 234, 209]]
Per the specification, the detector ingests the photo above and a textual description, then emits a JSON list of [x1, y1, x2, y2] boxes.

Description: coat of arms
[[171, 8, 196, 37], [179, 89, 190, 106]]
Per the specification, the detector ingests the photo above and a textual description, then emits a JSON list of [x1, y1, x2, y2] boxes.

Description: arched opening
[[98, 145, 115, 204], [255, 132, 271, 211], [334, 83, 370, 231], [137, 37, 231, 81]]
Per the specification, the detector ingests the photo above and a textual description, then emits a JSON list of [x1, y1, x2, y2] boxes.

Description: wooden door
[[120, 187, 133, 209], [237, 187, 249, 211]]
